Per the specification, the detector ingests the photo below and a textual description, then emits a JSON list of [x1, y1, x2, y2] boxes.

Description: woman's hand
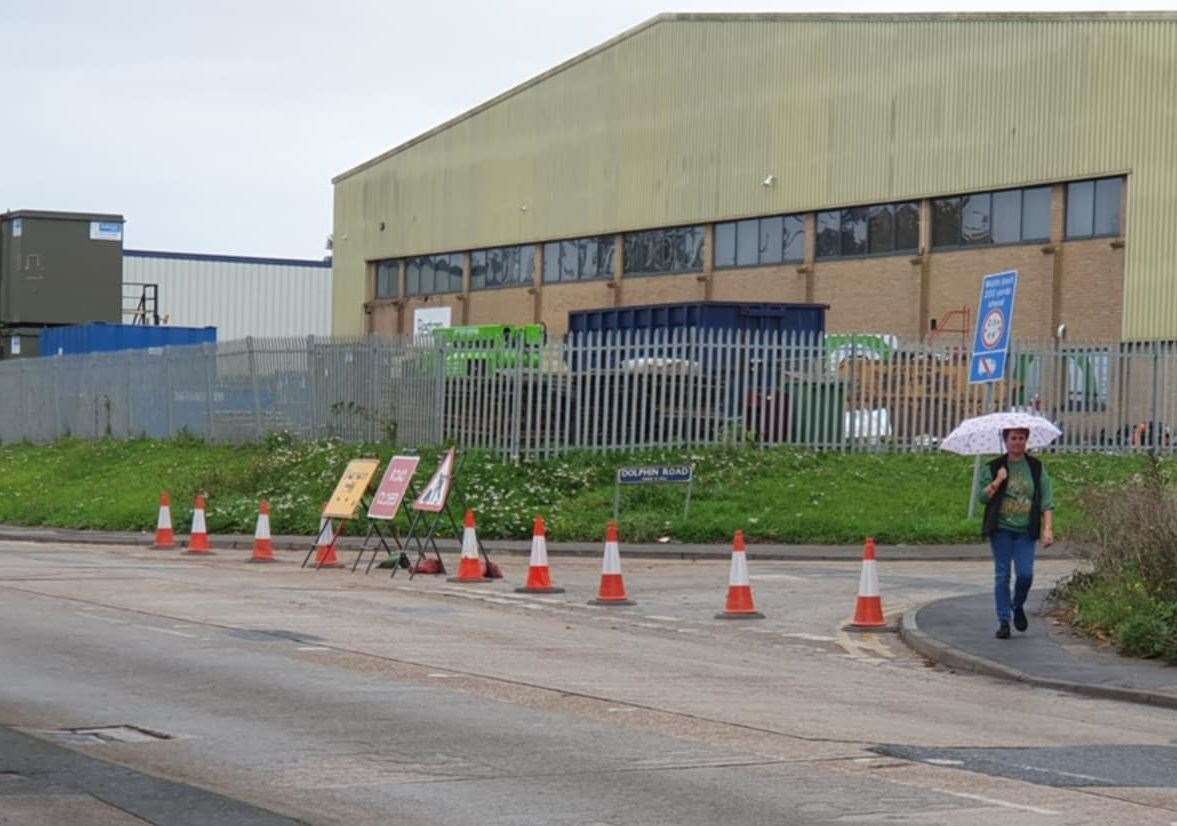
[[985, 467, 1007, 497], [1041, 527, 1054, 547]]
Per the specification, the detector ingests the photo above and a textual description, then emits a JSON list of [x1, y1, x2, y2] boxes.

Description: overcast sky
[[2, 1, 1170, 259]]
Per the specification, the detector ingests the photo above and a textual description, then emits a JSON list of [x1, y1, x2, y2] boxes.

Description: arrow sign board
[[968, 270, 1019, 384]]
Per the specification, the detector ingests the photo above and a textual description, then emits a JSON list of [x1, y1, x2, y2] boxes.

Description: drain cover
[[48, 725, 172, 745]]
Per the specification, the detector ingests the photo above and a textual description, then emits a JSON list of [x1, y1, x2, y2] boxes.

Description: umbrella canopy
[[940, 411, 1061, 456]]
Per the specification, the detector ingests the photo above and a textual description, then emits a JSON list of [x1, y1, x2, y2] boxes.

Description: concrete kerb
[[0, 525, 1025, 561], [900, 600, 1177, 712]]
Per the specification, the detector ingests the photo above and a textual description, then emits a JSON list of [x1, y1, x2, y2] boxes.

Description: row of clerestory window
[[373, 177, 1124, 298]]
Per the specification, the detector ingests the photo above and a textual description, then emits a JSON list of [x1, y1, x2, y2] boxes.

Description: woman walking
[[977, 427, 1055, 639]]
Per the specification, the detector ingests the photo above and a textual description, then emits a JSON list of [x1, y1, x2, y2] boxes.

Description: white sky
[[2, 1, 1171, 259]]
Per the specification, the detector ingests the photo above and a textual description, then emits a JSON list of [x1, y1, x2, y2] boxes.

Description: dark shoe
[[1013, 606, 1028, 632], [995, 621, 1011, 639]]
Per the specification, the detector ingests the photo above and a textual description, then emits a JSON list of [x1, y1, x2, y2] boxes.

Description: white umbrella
[[940, 411, 1061, 455]]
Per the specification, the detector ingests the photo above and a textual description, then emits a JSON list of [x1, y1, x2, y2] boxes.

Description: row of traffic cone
[[153, 492, 887, 626], [153, 492, 287, 564], [452, 513, 885, 625]]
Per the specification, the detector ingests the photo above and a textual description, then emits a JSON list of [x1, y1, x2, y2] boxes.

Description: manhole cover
[[44, 725, 172, 745], [224, 628, 324, 643]]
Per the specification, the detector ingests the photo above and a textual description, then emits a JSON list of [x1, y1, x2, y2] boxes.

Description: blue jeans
[[989, 529, 1036, 623]]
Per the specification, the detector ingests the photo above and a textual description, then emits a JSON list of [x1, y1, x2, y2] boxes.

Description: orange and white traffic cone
[[184, 495, 213, 555], [515, 516, 564, 594], [448, 510, 490, 583], [248, 500, 276, 563], [716, 530, 764, 619], [849, 537, 886, 628], [313, 509, 344, 569], [589, 521, 634, 606], [153, 492, 175, 550]]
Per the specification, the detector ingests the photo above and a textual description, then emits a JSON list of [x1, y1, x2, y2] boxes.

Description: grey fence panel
[[3, 332, 1176, 457]]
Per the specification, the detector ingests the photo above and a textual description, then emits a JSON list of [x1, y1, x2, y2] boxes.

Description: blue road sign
[[969, 270, 1019, 384]]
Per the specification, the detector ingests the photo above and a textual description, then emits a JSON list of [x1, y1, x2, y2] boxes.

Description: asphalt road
[[1, 540, 1176, 825]]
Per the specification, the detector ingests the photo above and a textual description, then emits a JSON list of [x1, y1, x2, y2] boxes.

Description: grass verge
[[1052, 459, 1177, 664], [0, 434, 1158, 544]]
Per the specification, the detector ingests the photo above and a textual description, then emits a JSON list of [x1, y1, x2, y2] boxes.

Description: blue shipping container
[[566, 301, 826, 372], [40, 323, 217, 356], [567, 301, 827, 338]]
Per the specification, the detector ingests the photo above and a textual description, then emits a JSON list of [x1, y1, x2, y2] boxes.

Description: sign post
[[966, 270, 1019, 518], [402, 448, 463, 578], [353, 455, 422, 574], [613, 464, 695, 523], [303, 458, 381, 568]]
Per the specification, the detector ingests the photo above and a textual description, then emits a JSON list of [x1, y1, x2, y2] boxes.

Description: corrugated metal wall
[[123, 253, 332, 340], [332, 13, 1177, 340]]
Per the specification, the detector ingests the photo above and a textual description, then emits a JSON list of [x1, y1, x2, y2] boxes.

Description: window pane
[[471, 251, 486, 289], [542, 243, 559, 283], [736, 219, 758, 266], [759, 216, 783, 264], [841, 207, 868, 256], [418, 259, 434, 294], [573, 239, 596, 280], [683, 226, 705, 270], [406, 261, 420, 295], [991, 190, 1022, 244], [1066, 180, 1095, 238], [518, 246, 534, 285], [1094, 177, 1123, 236], [714, 222, 736, 267], [895, 203, 919, 252], [783, 215, 805, 262], [445, 254, 463, 292], [375, 261, 394, 297], [932, 198, 962, 247], [961, 193, 991, 245], [624, 227, 703, 274], [596, 237, 615, 278], [1022, 187, 1051, 241], [551, 241, 573, 281], [816, 211, 840, 258], [867, 204, 894, 254]]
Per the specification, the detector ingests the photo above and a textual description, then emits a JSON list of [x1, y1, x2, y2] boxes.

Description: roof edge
[[331, 10, 1177, 186], [3, 210, 124, 223], [124, 249, 332, 268]]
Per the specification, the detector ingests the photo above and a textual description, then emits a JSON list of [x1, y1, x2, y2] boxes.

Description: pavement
[[0, 724, 301, 825], [902, 590, 1177, 710], [0, 522, 1077, 561]]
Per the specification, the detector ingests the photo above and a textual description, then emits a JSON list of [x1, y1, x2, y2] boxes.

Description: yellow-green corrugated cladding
[[332, 15, 1177, 340]]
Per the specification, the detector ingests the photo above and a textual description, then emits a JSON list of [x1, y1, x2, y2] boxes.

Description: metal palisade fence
[[1, 330, 1175, 458]]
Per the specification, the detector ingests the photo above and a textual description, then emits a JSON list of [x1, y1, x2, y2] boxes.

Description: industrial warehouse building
[[331, 12, 1177, 344], [123, 250, 332, 340]]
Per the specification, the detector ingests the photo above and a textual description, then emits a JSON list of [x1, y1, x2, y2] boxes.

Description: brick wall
[[927, 243, 1055, 343], [710, 264, 808, 304], [812, 255, 920, 336]]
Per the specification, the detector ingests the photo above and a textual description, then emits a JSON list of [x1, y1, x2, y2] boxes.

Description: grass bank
[[1052, 460, 1177, 664], [0, 435, 1157, 544]]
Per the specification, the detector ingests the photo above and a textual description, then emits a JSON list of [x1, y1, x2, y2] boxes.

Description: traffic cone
[[515, 516, 564, 594], [313, 508, 344, 569], [184, 495, 213, 555], [248, 500, 276, 563], [153, 492, 175, 549], [589, 521, 634, 606], [448, 510, 491, 583], [716, 530, 764, 619], [849, 538, 886, 628]]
